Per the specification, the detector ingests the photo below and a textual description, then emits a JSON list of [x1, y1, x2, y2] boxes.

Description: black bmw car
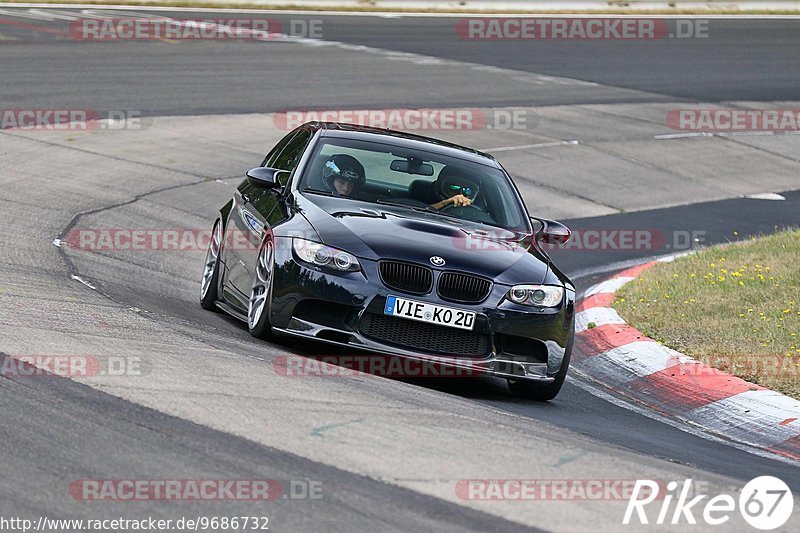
[[200, 122, 575, 400]]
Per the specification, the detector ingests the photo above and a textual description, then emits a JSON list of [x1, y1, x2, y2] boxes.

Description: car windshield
[[299, 136, 530, 232]]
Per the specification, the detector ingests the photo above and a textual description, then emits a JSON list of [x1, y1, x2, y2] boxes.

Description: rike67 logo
[[624, 477, 793, 530]]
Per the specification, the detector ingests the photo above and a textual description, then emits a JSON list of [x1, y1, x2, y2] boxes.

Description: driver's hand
[[449, 194, 472, 207]]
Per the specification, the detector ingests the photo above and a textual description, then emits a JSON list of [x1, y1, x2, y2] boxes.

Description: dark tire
[[248, 239, 277, 341], [200, 219, 223, 311], [507, 332, 573, 401]]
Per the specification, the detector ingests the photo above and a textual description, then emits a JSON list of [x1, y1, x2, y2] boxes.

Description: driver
[[429, 165, 476, 210], [322, 154, 365, 197]]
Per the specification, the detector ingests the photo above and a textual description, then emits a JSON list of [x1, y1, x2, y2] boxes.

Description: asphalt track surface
[[2, 11, 800, 114], [1, 6, 800, 532]]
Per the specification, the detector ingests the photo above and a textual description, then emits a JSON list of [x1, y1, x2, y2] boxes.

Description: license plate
[[383, 295, 476, 331]]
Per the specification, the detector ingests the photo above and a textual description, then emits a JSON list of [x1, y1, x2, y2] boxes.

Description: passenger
[[322, 154, 365, 197]]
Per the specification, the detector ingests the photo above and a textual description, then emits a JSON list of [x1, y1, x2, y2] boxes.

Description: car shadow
[[280, 339, 562, 405], [209, 313, 560, 406]]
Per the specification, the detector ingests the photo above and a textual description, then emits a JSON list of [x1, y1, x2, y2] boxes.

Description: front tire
[[200, 219, 223, 311], [248, 239, 277, 340], [507, 333, 573, 401]]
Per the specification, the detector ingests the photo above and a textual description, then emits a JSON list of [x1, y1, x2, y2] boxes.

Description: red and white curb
[[573, 257, 800, 461]]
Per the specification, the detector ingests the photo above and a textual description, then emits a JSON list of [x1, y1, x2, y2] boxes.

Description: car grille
[[379, 261, 433, 295], [359, 313, 489, 357], [437, 272, 492, 303]]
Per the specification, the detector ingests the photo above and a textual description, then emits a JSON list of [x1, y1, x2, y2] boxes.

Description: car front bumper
[[268, 242, 575, 382]]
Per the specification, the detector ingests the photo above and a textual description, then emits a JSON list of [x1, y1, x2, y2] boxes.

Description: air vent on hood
[[397, 219, 462, 237]]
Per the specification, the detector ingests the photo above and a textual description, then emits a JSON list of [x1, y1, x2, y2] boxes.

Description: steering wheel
[[439, 203, 496, 225], [440, 202, 484, 213]]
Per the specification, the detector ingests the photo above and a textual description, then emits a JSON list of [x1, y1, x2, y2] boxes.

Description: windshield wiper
[[302, 188, 334, 197], [376, 198, 484, 223], [372, 199, 504, 232], [375, 198, 433, 213]]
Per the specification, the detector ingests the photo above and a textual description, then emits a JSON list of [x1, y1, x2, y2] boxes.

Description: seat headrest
[[409, 180, 435, 203]]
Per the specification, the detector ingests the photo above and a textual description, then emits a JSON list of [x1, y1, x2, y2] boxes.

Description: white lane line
[[657, 250, 695, 263], [746, 192, 786, 200], [0, 6, 637, 90], [583, 276, 634, 297], [70, 274, 97, 290], [285, 40, 595, 85], [654, 132, 714, 140], [4, 4, 800, 19], [481, 139, 579, 152]]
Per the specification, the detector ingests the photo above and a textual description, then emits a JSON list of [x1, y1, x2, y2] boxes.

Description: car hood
[[294, 193, 551, 285]]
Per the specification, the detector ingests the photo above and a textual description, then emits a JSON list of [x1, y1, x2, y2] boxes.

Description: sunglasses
[[447, 183, 478, 199]]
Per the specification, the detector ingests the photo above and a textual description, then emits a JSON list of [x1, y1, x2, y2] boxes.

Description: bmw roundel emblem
[[430, 256, 446, 266]]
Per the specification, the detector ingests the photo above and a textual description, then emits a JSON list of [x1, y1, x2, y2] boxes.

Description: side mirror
[[530, 216, 571, 245], [246, 167, 288, 189]]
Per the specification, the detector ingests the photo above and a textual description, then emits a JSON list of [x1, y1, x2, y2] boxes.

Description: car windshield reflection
[[300, 137, 529, 232]]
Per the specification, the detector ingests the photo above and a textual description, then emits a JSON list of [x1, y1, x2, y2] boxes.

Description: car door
[[222, 130, 296, 307], [228, 128, 313, 301]]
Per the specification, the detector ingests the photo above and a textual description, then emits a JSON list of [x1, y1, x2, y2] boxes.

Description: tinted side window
[[262, 132, 296, 167], [273, 130, 312, 176]]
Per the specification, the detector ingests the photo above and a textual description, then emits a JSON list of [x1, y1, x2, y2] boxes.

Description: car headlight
[[292, 238, 360, 272], [507, 285, 563, 307]]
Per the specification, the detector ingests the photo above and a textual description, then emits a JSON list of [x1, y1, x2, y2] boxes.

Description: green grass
[[613, 228, 800, 399]]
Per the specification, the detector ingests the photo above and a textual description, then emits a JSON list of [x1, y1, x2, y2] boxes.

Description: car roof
[[302, 121, 501, 168]]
